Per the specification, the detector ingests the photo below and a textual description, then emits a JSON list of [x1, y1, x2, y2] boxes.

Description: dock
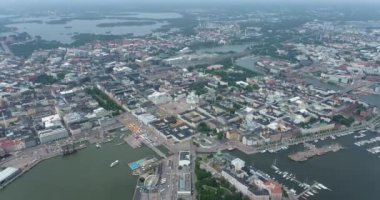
[[296, 182, 321, 199], [125, 135, 142, 149], [289, 143, 343, 162]]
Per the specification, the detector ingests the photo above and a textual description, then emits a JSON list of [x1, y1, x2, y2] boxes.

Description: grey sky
[[0, 0, 379, 4]]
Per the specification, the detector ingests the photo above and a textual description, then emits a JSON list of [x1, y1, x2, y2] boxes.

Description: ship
[[96, 143, 101, 148], [110, 160, 119, 167], [354, 133, 366, 139]]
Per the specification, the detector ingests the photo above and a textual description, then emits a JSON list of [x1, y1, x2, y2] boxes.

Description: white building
[[231, 158, 245, 171], [38, 128, 69, 144], [221, 170, 270, 200], [179, 151, 191, 167], [148, 91, 172, 105], [38, 114, 69, 144]]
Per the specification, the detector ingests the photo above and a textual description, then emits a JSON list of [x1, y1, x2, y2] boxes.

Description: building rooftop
[[0, 167, 19, 183]]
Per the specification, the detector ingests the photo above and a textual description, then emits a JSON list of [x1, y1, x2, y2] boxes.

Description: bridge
[[296, 182, 325, 199]]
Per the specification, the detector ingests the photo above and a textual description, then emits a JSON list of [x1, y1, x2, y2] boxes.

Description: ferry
[[110, 160, 119, 167]]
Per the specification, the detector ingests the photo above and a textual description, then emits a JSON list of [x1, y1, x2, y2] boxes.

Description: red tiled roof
[[264, 180, 282, 194]]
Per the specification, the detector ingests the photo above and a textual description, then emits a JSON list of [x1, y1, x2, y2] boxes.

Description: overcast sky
[[1, 0, 379, 4], [0, 0, 378, 12]]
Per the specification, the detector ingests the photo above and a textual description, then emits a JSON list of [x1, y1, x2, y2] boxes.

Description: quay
[[125, 135, 142, 149], [124, 133, 166, 158], [61, 142, 87, 156], [289, 143, 343, 162], [0, 141, 87, 190]]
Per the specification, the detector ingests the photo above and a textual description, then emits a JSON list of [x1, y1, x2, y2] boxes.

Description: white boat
[[318, 183, 328, 190], [354, 133, 366, 139], [110, 160, 119, 167], [271, 165, 279, 171], [307, 191, 314, 196], [96, 143, 101, 148]]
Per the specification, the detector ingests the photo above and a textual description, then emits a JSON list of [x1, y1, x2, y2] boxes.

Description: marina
[[367, 146, 380, 154], [354, 136, 380, 147], [271, 160, 330, 199], [230, 131, 380, 200]]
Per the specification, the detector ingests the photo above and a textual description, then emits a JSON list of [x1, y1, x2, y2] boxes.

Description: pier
[[124, 134, 166, 158], [125, 135, 142, 149], [289, 143, 343, 162], [296, 182, 327, 199]]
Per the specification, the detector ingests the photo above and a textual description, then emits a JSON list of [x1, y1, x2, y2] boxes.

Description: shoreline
[[0, 143, 87, 190]]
